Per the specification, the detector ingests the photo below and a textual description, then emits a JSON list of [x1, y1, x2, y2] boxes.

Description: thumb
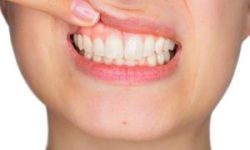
[[7, 0, 100, 26]]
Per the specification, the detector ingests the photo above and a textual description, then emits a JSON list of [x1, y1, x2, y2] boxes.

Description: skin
[[1, 0, 250, 150], [1, 0, 100, 26]]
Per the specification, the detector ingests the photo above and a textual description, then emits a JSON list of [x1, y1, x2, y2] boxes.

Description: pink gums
[[78, 23, 164, 42]]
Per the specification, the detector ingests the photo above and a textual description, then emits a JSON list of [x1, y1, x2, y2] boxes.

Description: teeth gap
[[169, 44, 178, 60], [70, 34, 80, 52], [70, 34, 179, 66]]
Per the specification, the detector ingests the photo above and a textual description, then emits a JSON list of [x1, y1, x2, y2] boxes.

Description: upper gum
[[78, 23, 168, 42]]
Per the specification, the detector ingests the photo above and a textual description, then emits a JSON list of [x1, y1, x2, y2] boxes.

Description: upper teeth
[[73, 33, 176, 66]]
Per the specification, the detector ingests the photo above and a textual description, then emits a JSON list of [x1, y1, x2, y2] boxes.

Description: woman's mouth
[[67, 17, 181, 85]]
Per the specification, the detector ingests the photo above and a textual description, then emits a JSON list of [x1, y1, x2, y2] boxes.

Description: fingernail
[[71, 0, 100, 24]]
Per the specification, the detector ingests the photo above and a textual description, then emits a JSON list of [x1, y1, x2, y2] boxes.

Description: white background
[[0, 13, 249, 150]]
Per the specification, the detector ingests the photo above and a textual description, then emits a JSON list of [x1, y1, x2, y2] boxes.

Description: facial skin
[[2, 0, 250, 149]]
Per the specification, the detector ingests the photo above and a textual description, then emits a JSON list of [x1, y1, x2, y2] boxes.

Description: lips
[[67, 11, 181, 85], [100, 13, 177, 40]]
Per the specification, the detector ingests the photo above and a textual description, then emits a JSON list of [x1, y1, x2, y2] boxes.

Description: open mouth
[[70, 23, 178, 67], [68, 21, 181, 85]]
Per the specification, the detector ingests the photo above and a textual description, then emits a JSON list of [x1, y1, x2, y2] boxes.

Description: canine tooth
[[155, 37, 165, 54], [157, 53, 165, 65], [104, 57, 112, 65], [143, 35, 155, 57], [125, 36, 143, 60], [164, 51, 171, 62], [78, 35, 84, 51], [163, 39, 175, 51], [73, 34, 78, 48], [105, 35, 123, 59], [83, 35, 92, 53], [147, 55, 157, 67], [93, 56, 102, 63], [93, 38, 105, 56]]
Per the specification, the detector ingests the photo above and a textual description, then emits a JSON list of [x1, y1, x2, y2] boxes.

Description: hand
[[4, 0, 100, 26]]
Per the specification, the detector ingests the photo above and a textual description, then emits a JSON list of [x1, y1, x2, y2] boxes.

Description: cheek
[[188, 0, 247, 37], [8, 5, 71, 109], [184, 0, 246, 112]]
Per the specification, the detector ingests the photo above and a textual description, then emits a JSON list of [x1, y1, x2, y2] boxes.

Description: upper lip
[[100, 12, 176, 40], [103, 13, 182, 50], [78, 2, 178, 41]]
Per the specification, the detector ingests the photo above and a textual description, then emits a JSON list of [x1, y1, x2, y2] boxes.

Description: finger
[[7, 0, 100, 26]]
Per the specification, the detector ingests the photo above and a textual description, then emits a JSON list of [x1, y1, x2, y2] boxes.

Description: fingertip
[[71, 0, 100, 26], [71, 13, 99, 26]]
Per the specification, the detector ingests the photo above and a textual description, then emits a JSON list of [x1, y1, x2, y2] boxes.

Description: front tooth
[[125, 35, 143, 60], [78, 35, 84, 51], [126, 60, 136, 66], [104, 57, 112, 65], [73, 34, 78, 48], [93, 38, 105, 56], [143, 35, 155, 57], [147, 54, 157, 67], [83, 35, 92, 54], [93, 56, 102, 63], [115, 58, 124, 66], [163, 39, 175, 51], [105, 35, 123, 59], [155, 37, 165, 54], [138, 58, 146, 66], [157, 53, 165, 65]]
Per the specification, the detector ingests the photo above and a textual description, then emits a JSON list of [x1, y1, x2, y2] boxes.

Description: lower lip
[[67, 36, 180, 85]]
